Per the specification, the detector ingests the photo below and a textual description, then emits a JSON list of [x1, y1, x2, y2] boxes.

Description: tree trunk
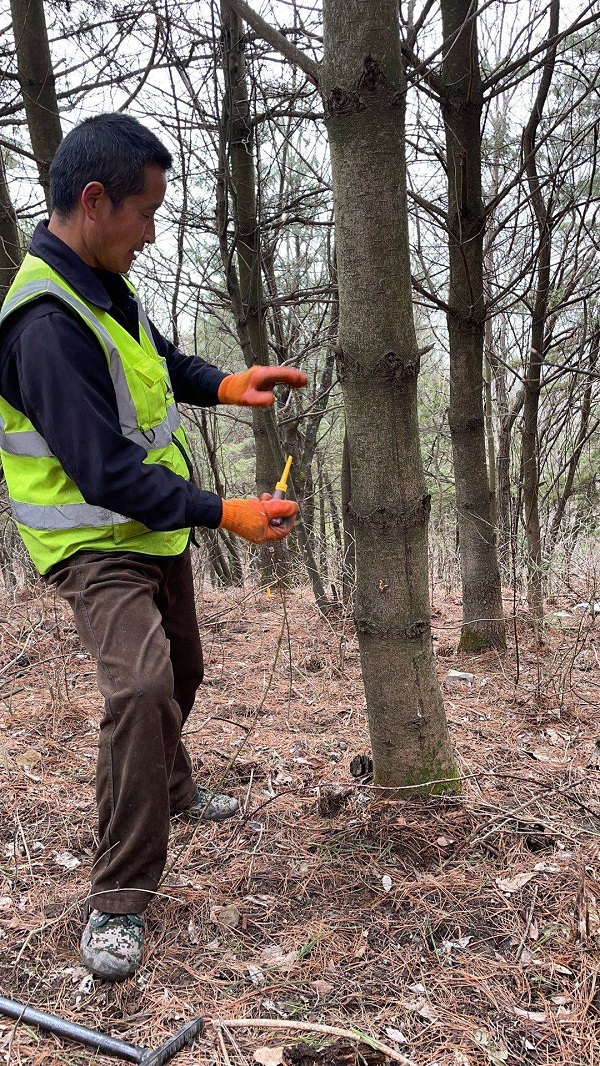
[[483, 338, 496, 534], [196, 409, 244, 586], [217, 5, 328, 608], [341, 430, 355, 603], [10, 0, 62, 210], [321, 451, 343, 590], [440, 0, 505, 652], [548, 329, 599, 547], [521, 0, 560, 623], [490, 328, 524, 573], [322, 0, 457, 791], [0, 150, 21, 304], [220, 1, 284, 583]]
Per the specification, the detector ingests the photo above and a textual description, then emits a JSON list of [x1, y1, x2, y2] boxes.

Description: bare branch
[[224, 0, 320, 85]]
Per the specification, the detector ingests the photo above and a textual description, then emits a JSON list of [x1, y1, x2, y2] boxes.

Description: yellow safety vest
[[0, 254, 191, 574]]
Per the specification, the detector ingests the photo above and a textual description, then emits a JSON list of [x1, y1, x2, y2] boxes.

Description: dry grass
[[0, 570, 599, 1065]]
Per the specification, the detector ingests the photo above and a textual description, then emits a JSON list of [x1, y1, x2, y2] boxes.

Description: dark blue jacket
[[0, 223, 227, 536]]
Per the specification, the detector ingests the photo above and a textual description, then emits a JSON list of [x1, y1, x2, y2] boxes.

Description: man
[[0, 113, 306, 981]]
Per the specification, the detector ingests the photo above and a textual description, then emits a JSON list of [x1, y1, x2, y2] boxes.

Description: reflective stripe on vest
[[0, 415, 53, 457], [0, 279, 181, 453], [10, 500, 133, 530]]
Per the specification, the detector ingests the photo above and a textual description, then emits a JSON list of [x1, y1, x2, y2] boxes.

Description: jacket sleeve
[[9, 309, 223, 530], [148, 321, 228, 405]]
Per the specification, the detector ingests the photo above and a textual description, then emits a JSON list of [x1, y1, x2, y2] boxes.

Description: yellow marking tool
[[273, 454, 293, 498]]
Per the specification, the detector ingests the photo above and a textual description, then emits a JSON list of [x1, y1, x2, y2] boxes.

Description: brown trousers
[[47, 548, 203, 914]]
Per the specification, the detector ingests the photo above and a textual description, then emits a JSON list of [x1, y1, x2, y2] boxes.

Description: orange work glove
[[218, 365, 308, 407], [219, 496, 299, 544]]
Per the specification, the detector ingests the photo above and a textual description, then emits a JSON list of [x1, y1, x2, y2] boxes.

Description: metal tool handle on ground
[[140, 1018, 205, 1065], [0, 995, 203, 1065]]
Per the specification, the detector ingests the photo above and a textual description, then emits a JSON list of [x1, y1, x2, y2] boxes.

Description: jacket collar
[[29, 222, 114, 311]]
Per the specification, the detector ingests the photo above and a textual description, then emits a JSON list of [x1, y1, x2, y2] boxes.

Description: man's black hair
[[50, 113, 172, 215]]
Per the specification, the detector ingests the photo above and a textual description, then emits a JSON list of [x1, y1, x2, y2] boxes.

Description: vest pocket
[[127, 360, 169, 430]]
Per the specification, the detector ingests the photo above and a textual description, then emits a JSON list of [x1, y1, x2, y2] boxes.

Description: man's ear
[[80, 182, 109, 221]]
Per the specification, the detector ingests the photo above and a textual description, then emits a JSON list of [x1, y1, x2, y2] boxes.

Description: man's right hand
[[219, 496, 298, 544]]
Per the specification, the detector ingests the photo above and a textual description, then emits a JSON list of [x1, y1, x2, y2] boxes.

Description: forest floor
[[0, 568, 599, 1066]]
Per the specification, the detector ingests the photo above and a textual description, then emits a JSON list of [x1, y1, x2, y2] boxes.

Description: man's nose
[[144, 218, 156, 244]]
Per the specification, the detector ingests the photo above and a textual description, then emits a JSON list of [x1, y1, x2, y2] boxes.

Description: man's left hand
[[218, 365, 307, 407]]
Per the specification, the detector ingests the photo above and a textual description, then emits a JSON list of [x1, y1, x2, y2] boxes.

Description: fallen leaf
[[496, 872, 535, 893], [384, 1026, 407, 1044], [416, 1001, 438, 1021], [472, 1029, 509, 1064], [14, 749, 42, 771], [312, 979, 334, 999], [441, 935, 473, 954], [53, 851, 80, 870], [210, 904, 241, 929], [528, 748, 560, 763], [253, 1048, 286, 1065], [247, 963, 265, 985], [382, 875, 392, 892], [260, 945, 297, 969], [545, 729, 565, 746], [513, 1007, 547, 1023]]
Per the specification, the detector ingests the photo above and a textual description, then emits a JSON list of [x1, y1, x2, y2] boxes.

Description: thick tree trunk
[[0, 150, 21, 303], [441, 0, 505, 652], [322, 0, 456, 791], [10, 0, 62, 210]]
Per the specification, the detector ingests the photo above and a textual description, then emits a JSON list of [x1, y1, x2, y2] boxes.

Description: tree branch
[[411, 273, 451, 315], [224, 0, 321, 85]]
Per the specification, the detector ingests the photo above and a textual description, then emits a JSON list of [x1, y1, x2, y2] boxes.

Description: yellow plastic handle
[[274, 455, 293, 495]]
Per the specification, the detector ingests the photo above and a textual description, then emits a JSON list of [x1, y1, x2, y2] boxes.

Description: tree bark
[[548, 328, 598, 548], [494, 367, 524, 571], [218, 2, 328, 607], [322, 0, 457, 790], [521, 0, 560, 623], [10, 0, 63, 210], [341, 429, 355, 603], [0, 150, 21, 303], [220, 0, 279, 502], [440, 0, 505, 652]]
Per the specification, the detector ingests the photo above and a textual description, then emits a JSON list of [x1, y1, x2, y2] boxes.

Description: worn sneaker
[[80, 910, 144, 981], [178, 787, 239, 821]]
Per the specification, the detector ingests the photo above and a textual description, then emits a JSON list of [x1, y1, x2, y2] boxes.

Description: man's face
[[89, 164, 167, 273]]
